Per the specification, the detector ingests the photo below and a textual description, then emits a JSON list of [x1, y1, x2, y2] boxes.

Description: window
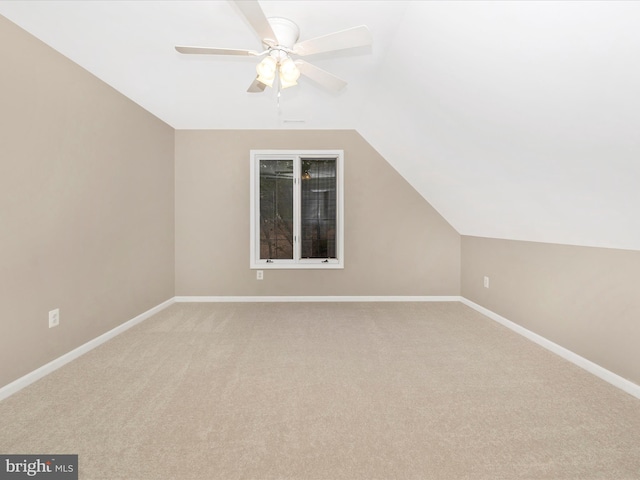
[[250, 150, 344, 269]]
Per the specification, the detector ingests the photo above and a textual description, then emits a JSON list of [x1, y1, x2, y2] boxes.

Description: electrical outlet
[[483, 276, 490, 288], [49, 308, 60, 328], [256, 270, 264, 280]]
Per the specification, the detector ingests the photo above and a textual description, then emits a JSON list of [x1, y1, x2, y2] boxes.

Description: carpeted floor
[[1, 302, 639, 479]]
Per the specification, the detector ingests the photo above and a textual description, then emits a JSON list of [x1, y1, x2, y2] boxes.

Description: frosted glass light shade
[[279, 58, 300, 89], [256, 56, 277, 87]]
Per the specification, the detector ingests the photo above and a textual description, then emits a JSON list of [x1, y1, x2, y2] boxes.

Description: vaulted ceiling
[[2, 1, 639, 251]]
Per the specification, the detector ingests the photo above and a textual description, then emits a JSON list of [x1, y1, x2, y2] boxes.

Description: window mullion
[[293, 156, 301, 263]]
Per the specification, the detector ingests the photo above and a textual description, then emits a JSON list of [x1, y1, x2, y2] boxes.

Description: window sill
[[250, 262, 344, 270]]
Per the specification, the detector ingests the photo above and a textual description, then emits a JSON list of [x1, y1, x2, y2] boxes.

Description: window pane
[[300, 158, 337, 259], [259, 160, 294, 260]]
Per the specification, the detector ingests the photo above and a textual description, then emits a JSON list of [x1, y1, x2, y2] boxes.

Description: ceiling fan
[[175, 0, 373, 93]]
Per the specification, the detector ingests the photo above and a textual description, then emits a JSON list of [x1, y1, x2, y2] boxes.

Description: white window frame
[[250, 149, 344, 269]]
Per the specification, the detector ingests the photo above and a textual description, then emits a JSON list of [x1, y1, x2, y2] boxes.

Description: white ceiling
[[2, 1, 640, 251]]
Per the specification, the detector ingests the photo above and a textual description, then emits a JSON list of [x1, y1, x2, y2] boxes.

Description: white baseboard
[[174, 295, 463, 303], [0, 297, 175, 402], [460, 297, 640, 400], [4, 295, 637, 403]]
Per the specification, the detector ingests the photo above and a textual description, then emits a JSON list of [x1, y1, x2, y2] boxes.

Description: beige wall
[[0, 16, 175, 388], [461, 236, 640, 385], [175, 130, 460, 296]]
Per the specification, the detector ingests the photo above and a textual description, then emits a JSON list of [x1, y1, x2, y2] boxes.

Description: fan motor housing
[[267, 17, 300, 49]]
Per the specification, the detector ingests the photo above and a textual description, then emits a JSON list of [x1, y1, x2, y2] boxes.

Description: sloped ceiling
[[1, 1, 639, 251]]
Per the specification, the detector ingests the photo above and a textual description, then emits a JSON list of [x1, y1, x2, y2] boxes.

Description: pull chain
[[277, 76, 282, 116]]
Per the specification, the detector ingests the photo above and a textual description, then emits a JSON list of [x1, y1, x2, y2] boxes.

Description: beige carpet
[[1, 302, 639, 479]]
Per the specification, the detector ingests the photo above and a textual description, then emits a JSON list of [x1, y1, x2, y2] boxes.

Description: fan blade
[[296, 60, 347, 92], [247, 77, 267, 93], [233, 0, 277, 47], [293, 25, 372, 56], [175, 46, 259, 56]]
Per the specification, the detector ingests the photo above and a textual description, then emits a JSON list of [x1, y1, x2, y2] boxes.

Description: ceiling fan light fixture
[[256, 55, 277, 87], [279, 57, 301, 89], [175, 1, 372, 93]]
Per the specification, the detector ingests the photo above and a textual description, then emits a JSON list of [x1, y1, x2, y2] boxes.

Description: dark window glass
[[259, 160, 294, 260], [300, 158, 337, 259]]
